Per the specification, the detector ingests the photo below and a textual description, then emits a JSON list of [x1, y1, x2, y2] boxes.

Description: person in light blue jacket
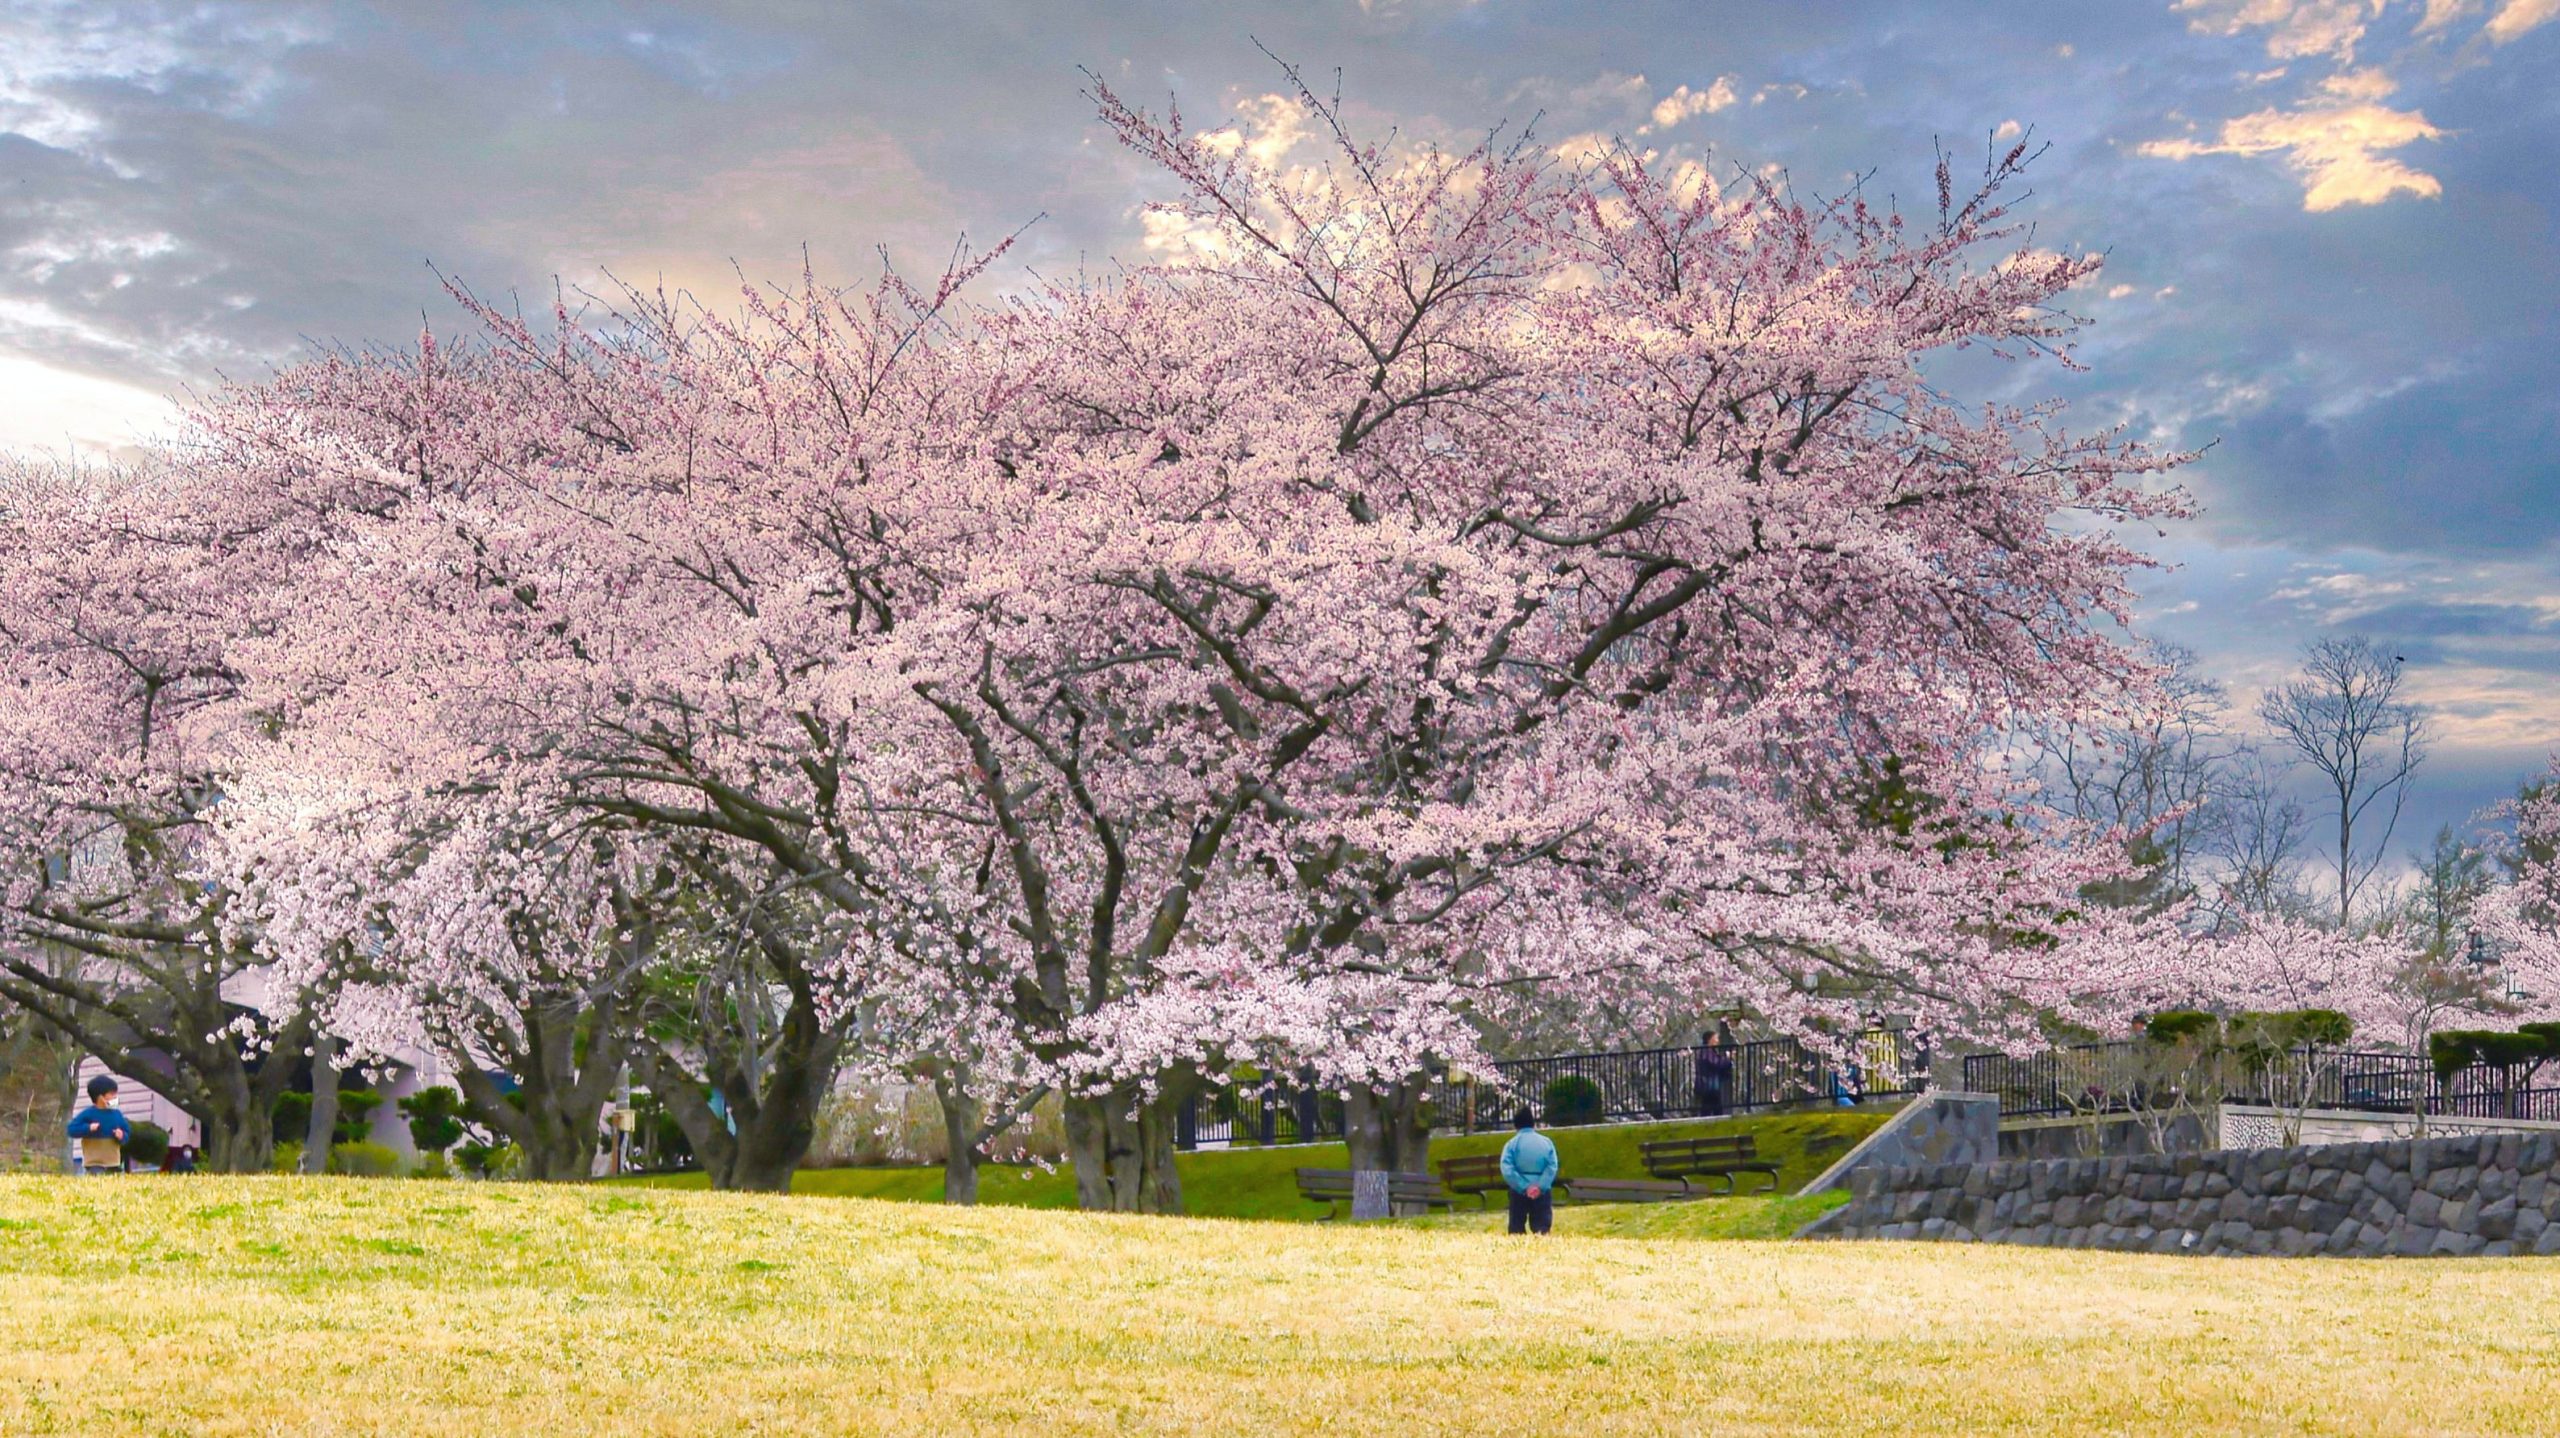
[[1499, 1106, 1559, 1235]]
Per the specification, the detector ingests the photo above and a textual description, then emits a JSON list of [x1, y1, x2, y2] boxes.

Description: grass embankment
[[624, 1108, 1885, 1220], [8, 1176, 2560, 1435]]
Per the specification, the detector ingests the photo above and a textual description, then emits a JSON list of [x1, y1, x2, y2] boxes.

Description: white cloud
[[1994, 119, 2023, 140], [1226, 93, 1312, 167], [2487, 0, 2560, 41], [2418, 0, 2480, 31], [0, 2, 324, 167], [2107, 283, 2138, 298], [2171, 0, 2377, 62], [2140, 69, 2444, 212], [1643, 77, 1737, 132], [0, 351, 178, 457], [1548, 131, 1617, 165]]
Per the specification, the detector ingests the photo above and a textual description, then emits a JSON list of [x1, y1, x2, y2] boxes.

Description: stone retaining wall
[[1800, 1091, 1997, 1195], [1800, 1131, 2560, 1257]]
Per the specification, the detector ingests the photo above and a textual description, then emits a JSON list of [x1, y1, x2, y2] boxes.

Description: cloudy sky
[[2, 0, 2554, 859]]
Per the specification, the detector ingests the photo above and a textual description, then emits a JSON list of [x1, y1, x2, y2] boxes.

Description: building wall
[[2218, 1104, 2560, 1149]]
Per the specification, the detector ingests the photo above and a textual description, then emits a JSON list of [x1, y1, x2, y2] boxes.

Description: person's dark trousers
[[1507, 1187, 1553, 1235]]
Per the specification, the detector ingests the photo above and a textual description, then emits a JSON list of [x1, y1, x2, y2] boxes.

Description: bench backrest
[[1437, 1155, 1504, 1189], [1640, 1136, 1759, 1170]]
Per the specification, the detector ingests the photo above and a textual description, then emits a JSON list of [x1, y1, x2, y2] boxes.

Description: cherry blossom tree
[[0, 457, 312, 1172], [218, 775, 656, 1181], [1053, 74, 2202, 1169], [2477, 762, 2560, 1015], [182, 72, 2211, 1207]]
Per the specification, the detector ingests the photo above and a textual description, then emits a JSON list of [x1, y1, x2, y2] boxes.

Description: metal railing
[[1174, 1028, 1927, 1150], [1963, 1041, 2560, 1122]]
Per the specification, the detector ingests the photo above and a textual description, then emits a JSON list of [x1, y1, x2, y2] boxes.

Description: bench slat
[[1639, 1135, 1780, 1193], [1293, 1167, 1456, 1219], [1434, 1155, 1508, 1201], [1561, 1177, 1691, 1204]]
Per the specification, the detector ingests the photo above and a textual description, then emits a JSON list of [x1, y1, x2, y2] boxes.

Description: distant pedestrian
[[1500, 1106, 1558, 1236], [165, 1144, 199, 1175], [66, 1074, 132, 1175], [1694, 1019, 1736, 1116]]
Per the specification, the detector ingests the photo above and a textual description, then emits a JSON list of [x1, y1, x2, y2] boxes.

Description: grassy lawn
[[621, 1108, 1887, 1220], [7, 1176, 2560, 1435], [1411, 1188, 1850, 1239]]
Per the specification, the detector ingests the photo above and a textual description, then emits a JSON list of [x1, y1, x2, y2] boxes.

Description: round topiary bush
[[124, 1121, 171, 1170], [1541, 1074, 1605, 1127]]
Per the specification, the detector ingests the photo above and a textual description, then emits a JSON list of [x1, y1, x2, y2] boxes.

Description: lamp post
[[2467, 928, 2520, 1003]]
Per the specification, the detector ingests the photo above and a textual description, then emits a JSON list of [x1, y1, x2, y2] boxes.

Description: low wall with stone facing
[[1799, 1131, 2560, 1257], [1800, 1091, 1998, 1195]]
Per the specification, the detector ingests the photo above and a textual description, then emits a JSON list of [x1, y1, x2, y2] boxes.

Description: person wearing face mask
[[66, 1074, 133, 1175]]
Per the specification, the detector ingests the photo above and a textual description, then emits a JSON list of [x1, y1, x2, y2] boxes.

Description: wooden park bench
[[1559, 1176, 1692, 1204], [1639, 1135, 1781, 1194], [1294, 1167, 1455, 1220], [1436, 1154, 1508, 1208]]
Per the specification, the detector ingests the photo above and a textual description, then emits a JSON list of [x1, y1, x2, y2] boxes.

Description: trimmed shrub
[[1541, 1074, 1605, 1127], [409, 1152, 455, 1181], [271, 1091, 311, 1145], [270, 1141, 303, 1175], [398, 1086, 467, 1158], [2143, 1009, 2218, 1046], [2433, 1028, 2560, 1081], [455, 1138, 516, 1180], [124, 1121, 171, 1169], [333, 1089, 384, 1146], [329, 1141, 401, 1177]]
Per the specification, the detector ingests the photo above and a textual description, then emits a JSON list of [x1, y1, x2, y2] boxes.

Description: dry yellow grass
[[3, 1175, 2556, 1436]]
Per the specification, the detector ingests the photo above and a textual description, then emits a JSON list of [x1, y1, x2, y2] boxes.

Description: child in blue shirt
[[66, 1074, 132, 1174]]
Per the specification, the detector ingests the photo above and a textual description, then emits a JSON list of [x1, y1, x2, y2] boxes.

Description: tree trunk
[[1344, 1075, 1436, 1213], [936, 1073, 983, 1207], [1063, 1081, 1187, 1213], [1064, 1094, 1113, 1210], [634, 1031, 835, 1193], [455, 1053, 607, 1182], [438, 988, 637, 1183], [198, 1062, 273, 1175], [720, 1014, 835, 1192], [199, 1101, 272, 1174], [301, 1032, 340, 1174], [1344, 1075, 1434, 1171]]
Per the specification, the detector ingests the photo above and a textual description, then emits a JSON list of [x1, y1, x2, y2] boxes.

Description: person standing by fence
[[1500, 1107, 1559, 1236], [1694, 1020, 1736, 1117]]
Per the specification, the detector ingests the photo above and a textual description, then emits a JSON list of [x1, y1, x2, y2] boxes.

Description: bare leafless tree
[[2029, 644, 2233, 911], [2258, 637, 2429, 929], [2201, 748, 2317, 928]]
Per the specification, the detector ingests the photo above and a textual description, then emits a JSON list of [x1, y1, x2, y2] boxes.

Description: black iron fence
[[1964, 1041, 2560, 1123], [1174, 1028, 1928, 1150]]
